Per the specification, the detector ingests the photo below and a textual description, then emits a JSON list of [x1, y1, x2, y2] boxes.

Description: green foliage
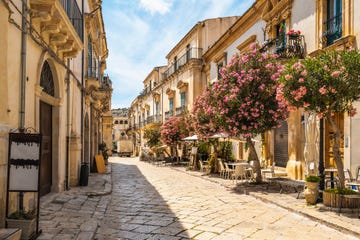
[[324, 188, 359, 195], [8, 209, 36, 220], [218, 141, 233, 161], [305, 175, 321, 182], [98, 142, 109, 160], [196, 141, 211, 161], [143, 129, 161, 148]]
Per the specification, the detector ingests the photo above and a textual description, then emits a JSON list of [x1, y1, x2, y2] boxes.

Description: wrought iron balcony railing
[[176, 106, 187, 117], [165, 111, 174, 119], [162, 48, 202, 80], [322, 14, 342, 46], [260, 35, 305, 59], [59, 0, 83, 40]]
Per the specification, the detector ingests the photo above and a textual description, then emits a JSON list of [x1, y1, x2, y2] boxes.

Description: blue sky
[[102, 0, 255, 109]]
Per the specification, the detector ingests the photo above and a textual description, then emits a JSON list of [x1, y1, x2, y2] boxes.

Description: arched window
[[40, 61, 54, 96], [114, 120, 119, 124], [120, 120, 124, 124], [124, 120, 128, 124]]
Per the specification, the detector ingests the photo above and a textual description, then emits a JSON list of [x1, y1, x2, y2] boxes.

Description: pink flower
[[298, 78, 304, 83], [319, 86, 327, 95], [301, 70, 307, 77], [303, 102, 310, 108], [285, 74, 292, 81], [331, 71, 341, 77]]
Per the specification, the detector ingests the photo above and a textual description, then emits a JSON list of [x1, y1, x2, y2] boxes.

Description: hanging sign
[[8, 133, 42, 191]]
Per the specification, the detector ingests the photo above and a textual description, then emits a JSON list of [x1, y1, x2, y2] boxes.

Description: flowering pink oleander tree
[[211, 43, 289, 182], [160, 116, 190, 161], [192, 86, 224, 138], [279, 49, 360, 189]]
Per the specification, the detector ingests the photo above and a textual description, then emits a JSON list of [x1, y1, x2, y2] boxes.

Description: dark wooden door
[[274, 121, 288, 168], [40, 101, 52, 196]]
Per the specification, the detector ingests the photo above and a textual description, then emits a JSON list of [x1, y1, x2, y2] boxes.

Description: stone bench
[[268, 177, 306, 199]]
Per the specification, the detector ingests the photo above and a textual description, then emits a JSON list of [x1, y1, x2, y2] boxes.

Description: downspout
[[65, 59, 71, 190], [19, 0, 27, 132], [81, 0, 84, 164]]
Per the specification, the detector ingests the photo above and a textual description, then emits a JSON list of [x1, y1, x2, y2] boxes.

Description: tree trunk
[[326, 115, 345, 189], [247, 137, 262, 183]]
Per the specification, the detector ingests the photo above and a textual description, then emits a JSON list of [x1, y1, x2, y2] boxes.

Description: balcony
[[322, 14, 342, 46], [29, 0, 83, 60], [59, 0, 83, 40], [147, 116, 154, 124], [162, 48, 202, 80], [165, 111, 174, 119], [176, 106, 187, 117], [260, 35, 305, 59]]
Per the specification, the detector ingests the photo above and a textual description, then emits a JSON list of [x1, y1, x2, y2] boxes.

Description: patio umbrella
[[182, 135, 198, 141], [304, 113, 319, 175], [207, 132, 229, 139]]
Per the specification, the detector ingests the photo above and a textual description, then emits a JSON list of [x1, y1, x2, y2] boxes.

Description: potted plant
[[304, 175, 321, 204], [323, 188, 360, 208], [287, 29, 301, 39], [6, 209, 36, 240]]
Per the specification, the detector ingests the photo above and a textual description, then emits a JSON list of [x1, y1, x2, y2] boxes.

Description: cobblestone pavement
[[38, 157, 360, 240]]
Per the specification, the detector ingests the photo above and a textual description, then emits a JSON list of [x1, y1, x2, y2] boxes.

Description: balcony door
[[326, 0, 342, 45]]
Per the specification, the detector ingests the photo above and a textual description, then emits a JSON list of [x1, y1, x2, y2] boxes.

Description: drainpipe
[[17, 0, 28, 212], [19, 0, 27, 132], [65, 59, 71, 190], [81, 0, 84, 164]]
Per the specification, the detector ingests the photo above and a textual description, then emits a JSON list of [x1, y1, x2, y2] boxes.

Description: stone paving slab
[[38, 158, 360, 239], [172, 165, 360, 238]]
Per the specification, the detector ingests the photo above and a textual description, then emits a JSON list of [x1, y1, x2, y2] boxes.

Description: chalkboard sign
[[8, 133, 41, 192]]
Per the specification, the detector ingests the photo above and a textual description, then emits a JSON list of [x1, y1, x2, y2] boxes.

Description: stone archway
[[39, 60, 54, 196]]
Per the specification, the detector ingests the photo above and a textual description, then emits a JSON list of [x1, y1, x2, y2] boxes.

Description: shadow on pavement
[[96, 162, 190, 239]]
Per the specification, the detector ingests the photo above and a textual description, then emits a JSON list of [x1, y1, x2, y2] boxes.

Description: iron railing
[[59, 0, 83, 40], [176, 106, 186, 117], [260, 35, 305, 59], [165, 111, 174, 119], [323, 14, 342, 46], [162, 48, 202, 80]]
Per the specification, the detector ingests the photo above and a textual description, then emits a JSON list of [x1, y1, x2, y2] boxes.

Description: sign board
[[95, 154, 107, 173], [8, 133, 41, 191]]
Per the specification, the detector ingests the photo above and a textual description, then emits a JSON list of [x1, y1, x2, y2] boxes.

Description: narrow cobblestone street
[[39, 157, 359, 240]]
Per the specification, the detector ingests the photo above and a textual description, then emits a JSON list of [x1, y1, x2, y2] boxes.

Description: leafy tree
[[279, 49, 360, 188], [211, 43, 289, 182], [143, 128, 161, 148], [160, 116, 190, 160]]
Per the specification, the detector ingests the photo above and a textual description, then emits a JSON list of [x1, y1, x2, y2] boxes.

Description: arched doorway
[[39, 61, 54, 196]]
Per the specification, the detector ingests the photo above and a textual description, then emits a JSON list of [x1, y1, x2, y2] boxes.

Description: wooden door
[[324, 114, 344, 168], [40, 101, 52, 196], [274, 121, 288, 168]]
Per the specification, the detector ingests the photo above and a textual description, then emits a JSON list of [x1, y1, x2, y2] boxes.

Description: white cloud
[[139, 0, 173, 15]]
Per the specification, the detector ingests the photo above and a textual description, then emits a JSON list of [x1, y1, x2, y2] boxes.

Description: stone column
[[286, 110, 304, 180]]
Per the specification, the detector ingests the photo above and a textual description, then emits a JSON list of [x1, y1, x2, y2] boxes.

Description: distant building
[[112, 108, 130, 151]]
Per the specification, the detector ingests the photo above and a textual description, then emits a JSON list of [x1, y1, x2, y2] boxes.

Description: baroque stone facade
[[0, 0, 111, 226]]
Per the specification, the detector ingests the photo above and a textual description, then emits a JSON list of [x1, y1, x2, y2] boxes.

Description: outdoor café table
[[227, 162, 250, 169], [346, 181, 360, 191], [325, 168, 338, 188]]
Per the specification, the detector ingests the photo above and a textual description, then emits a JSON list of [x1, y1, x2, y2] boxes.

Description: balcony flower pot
[[304, 176, 320, 204], [6, 210, 36, 240]]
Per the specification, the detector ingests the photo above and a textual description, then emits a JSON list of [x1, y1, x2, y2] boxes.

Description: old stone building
[[0, 0, 111, 226]]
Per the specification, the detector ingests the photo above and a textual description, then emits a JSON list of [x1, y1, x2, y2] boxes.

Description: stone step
[[0, 228, 22, 240]]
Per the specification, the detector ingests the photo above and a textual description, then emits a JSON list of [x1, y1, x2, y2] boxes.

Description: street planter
[[323, 189, 360, 208], [304, 176, 320, 205], [6, 218, 36, 240]]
